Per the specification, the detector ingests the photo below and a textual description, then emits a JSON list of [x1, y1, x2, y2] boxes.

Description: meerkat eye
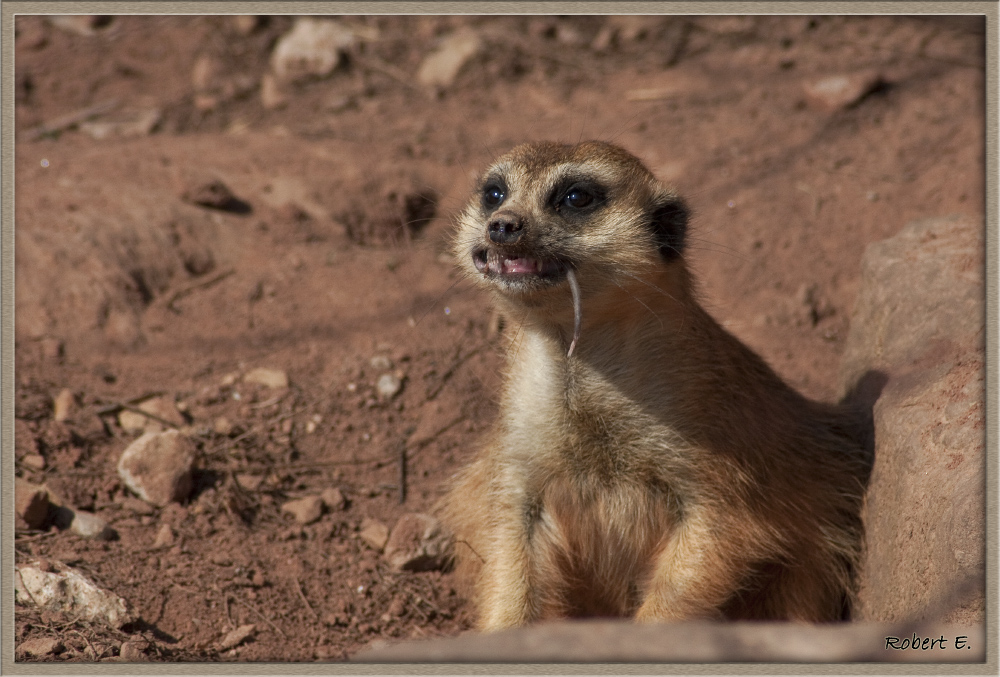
[[482, 184, 506, 208], [562, 189, 594, 209]]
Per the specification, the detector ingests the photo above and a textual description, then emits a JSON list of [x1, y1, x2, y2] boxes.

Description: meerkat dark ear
[[649, 192, 689, 260]]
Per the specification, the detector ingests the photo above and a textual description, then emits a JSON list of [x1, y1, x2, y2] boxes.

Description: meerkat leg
[[476, 501, 567, 631], [635, 512, 751, 622]]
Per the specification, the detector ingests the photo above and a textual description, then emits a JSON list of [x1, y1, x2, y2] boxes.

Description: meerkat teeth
[[502, 257, 540, 274]]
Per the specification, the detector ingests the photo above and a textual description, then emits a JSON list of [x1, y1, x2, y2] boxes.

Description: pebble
[[17, 637, 65, 658], [117, 430, 196, 506], [236, 473, 264, 491], [79, 109, 161, 140], [321, 487, 347, 511], [20, 453, 46, 471], [271, 18, 355, 83], [118, 396, 185, 434], [260, 73, 288, 110], [416, 29, 483, 88], [218, 624, 256, 650], [15, 477, 51, 529], [803, 71, 883, 111], [359, 517, 390, 552], [182, 178, 243, 211], [370, 355, 393, 370], [52, 388, 77, 422], [40, 337, 64, 361], [376, 373, 403, 399], [386, 595, 407, 618], [213, 417, 234, 436], [231, 15, 263, 35], [383, 513, 452, 572], [47, 15, 109, 36], [119, 638, 149, 662], [68, 509, 117, 540], [282, 496, 324, 524], [191, 54, 222, 92], [243, 367, 289, 389], [153, 523, 176, 549]]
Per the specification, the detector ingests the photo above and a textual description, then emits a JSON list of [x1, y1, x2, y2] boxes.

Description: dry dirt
[[11, 13, 986, 663]]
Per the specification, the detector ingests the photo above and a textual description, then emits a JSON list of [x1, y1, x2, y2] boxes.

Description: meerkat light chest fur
[[441, 141, 869, 631]]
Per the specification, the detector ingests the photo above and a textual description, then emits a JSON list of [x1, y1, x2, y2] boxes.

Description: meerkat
[[438, 141, 871, 631]]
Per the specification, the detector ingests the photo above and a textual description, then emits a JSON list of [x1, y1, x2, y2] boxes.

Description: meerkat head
[[454, 141, 689, 336]]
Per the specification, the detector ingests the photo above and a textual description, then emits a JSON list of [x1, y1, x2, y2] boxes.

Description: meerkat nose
[[487, 214, 525, 245]]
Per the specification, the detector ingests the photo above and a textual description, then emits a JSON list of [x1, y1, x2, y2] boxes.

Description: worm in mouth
[[565, 268, 582, 357]]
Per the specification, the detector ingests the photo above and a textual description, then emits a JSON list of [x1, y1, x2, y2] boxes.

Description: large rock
[[383, 513, 452, 572], [838, 215, 985, 624], [117, 430, 196, 506], [15, 560, 135, 628]]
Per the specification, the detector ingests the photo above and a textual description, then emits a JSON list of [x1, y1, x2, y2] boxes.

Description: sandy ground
[[11, 13, 986, 662]]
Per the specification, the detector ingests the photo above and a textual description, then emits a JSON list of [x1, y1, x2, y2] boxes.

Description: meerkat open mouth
[[472, 248, 566, 280], [472, 247, 583, 356]]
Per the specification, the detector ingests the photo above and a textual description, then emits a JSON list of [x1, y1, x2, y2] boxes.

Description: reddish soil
[[12, 13, 985, 663]]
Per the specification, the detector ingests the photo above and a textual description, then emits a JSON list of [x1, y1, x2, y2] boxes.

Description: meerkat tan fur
[[440, 141, 870, 631]]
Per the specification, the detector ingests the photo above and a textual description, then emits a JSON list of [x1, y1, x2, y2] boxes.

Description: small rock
[[182, 178, 245, 212], [218, 624, 256, 650], [321, 487, 347, 511], [555, 23, 583, 46], [370, 355, 393, 370], [386, 595, 407, 618], [191, 54, 222, 92], [804, 71, 883, 111], [383, 513, 453, 572], [236, 473, 264, 492], [47, 15, 111, 36], [15, 560, 135, 628], [15, 477, 51, 529], [376, 373, 403, 399], [417, 29, 483, 88], [52, 388, 77, 422], [20, 453, 46, 471], [117, 430, 196, 506], [271, 18, 355, 83], [68, 510, 116, 540], [210, 553, 233, 566], [359, 517, 390, 552], [152, 523, 175, 549], [79, 109, 161, 139], [17, 637, 65, 658], [243, 367, 289, 389], [213, 417, 234, 436], [40, 337, 64, 361], [231, 15, 263, 35], [119, 639, 149, 662], [282, 496, 324, 524], [260, 73, 288, 110], [118, 396, 185, 434]]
